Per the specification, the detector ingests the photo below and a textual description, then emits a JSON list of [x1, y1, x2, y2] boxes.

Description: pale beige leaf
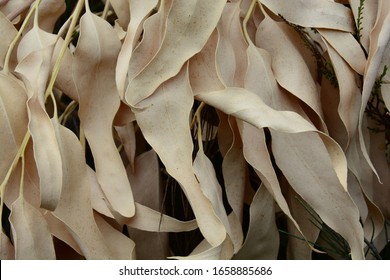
[[1, 231, 15, 259], [88, 167, 115, 219], [43, 211, 83, 256], [196, 87, 317, 133], [16, 24, 57, 66], [52, 38, 78, 101], [94, 212, 136, 259], [116, 0, 159, 97], [3, 142, 40, 208], [73, 9, 134, 220], [237, 121, 308, 249], [26, 95, 63, 210], [127, 203, 198, 232], [346, 132, 375, 199], [245, 42, 349, 195], [234, 185, 279, 260], [346, 164, 383, 248], [256, 17, 325, 129], [0, 11, 17, 69], [10, 196, 56, 259], [110, 0, 130, 29], [319, 29, 366, 75], [27, 0, 66, 33], [189, 29, 225, 94], [363, 194, 384, 242], [259, 0, 355, 32], [320, 77, 349, 148], [193, 149, 232, 241], [0, 72, 28, 182], [125, 0, 226, 106], [219, 116, 245, 252], [272, 131, 364, 259], [89, 160, 197, 232], [53, 123, 114, 259], [324, 41, 362, 149], [273, 23, 318, 82], [0, 0, 30, 23], [348, 171, 369, 222], [358, 2, 390, 178], [133, 65, 226, 246], [16, 51, 53, 103], [14, 23, 64, 211], [125, 0, 172, 90], [216, 2, 248, 87], [245, 43, 309, 119], [243, 41, 357, 258]]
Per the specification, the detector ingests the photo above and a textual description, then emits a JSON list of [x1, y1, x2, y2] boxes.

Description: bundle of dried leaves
[[1, 0, 389, 260]]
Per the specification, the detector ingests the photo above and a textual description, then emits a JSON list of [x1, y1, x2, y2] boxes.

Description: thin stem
[[85, 0, 90, 13], [191, 102, 205, 129], [0, 131, 31, 231], [3, 0, 41, 74], [59, 100, 78, 124], [102, 0, 111, 19], [242, 0, 257, 44], [19, 151, 26, 199], [44, 0, 85, 100], [196, 105, 204, 152], [159, 0, 165, 11]]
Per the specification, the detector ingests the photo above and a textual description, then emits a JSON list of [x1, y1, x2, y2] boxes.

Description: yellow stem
[[242, 0, 258, 44], [0, 131, 30, 229], [3, 0, 41, 74], [85, 0, 90, 13], [191, 102, 205, 129], [102, 0, 111, 19], [44, 0, 85, 100], [19, 151, 26, 199], [196, 109, 204, 152], [59, 100, 78, 124]]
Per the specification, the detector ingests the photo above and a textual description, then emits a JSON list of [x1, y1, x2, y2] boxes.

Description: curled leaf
[[259, 0, 355, 32], [10, 196, 56, 259], [73, 8, 134, 220], [125, 0, 227, 105], [133, 65, 226, 246]]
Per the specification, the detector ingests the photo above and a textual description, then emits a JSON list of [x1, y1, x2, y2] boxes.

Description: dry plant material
[[1, 0, 390, 260]]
